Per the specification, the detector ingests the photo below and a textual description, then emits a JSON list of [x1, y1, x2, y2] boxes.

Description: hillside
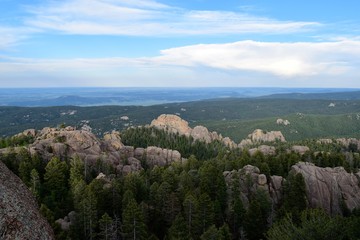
[[1, 114, 360, 239], [1, 97, 360, 141]]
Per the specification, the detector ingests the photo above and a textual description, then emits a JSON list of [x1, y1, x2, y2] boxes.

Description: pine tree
[[183, 193, 200, 238], [122, 198, 147, 240], [43, 157, 69, 218], [99, 213, 115, 240], [167, 214, 189, 240], [30, 168, 41, 200], [243, 190, 271, 240]]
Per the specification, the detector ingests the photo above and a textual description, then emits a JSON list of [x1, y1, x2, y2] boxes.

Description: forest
[[1, 127, 360, 239]]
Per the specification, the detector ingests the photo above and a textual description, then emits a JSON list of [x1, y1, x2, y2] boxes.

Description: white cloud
[[152, 40, 360, 77], [24, 0, 319, 36], [1, 40, 360, 86], [0, 26, 33, 50]]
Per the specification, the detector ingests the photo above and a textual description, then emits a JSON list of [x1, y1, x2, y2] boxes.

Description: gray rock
[[291, 145, 310, 155], [291, 162, 360, 215], [0, 161, 54, 239]]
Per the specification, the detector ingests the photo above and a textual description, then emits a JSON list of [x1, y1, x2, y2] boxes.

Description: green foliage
[[280, 173, 307, 223], [122, 126, 225, 160], [268, 209, 347, 240], [43, 157, 69, 219], [122, 198, 148, 240], [243, 190, 272, 240]]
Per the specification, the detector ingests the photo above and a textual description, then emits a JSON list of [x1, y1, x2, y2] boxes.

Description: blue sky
[[1, 0, 360, 87]]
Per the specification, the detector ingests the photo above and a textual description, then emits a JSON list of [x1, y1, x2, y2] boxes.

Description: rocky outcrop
[[145, 147, 182, 167], [239, 129, 285, 149], [151, 114, 237, 148], [10, 126, 184, 175], [224, 162, 360, 216], [150, 114, 191, 136], [248, 145, 276, 156], [223, 165, 284, 208], [336, 138, 360, 149], [276, 119, 290, 126], [291, 145, 310, 155], [103, 131, 124, 151], [0, 161, 54, 239], [291, 162, 360, 215], [55, 211, 76, 231], [248, 129, 286, 143]]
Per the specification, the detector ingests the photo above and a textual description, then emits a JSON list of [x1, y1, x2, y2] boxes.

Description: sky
[[1, 0, 360, 88]]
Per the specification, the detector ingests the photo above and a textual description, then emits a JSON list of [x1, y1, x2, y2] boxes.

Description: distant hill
[[259, 90, 360, 100]]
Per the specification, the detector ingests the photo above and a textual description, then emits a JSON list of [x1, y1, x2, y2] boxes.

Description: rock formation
[[151, 114, 237, 148], [223, 165, 284, 208], [0, 161, 54, 239], [276, 118, 290, 126], [290, 145, 310, 155], [291, 162, 360, 215], [224, 162, 360, 216], [248, 145, 276, 156], [247, 129, 286, 143], [150, 114, 192, 136], [8, 126, 184, 175], [239, 129, 285, 149]]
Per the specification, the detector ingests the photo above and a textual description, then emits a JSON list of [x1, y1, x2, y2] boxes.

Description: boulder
[[291, 145, 310, 155]]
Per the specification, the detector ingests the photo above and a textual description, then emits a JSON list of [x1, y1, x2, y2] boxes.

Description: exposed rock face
[[151, 114, 237, 147], [276, 119, 290, 126], [0, 161, 54, 239], [150, 114, 192, 136], [12, 126, 184, 175], [223, 165, 284, 208], [291, 162, 360, 215], [291, 145, 310, 155], [145, 146, 182, 167], [336, 138, 360, 149], [317, 139, 333, 144], [103, 131, 124, 151], [30, 127, 102, 165], [248, 145, 276, 156], [239, 129, 285, 149], [55, 211, 76, 231], [248, 129, 286, 143]]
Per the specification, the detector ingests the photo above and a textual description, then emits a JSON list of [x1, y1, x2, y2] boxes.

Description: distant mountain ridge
[[259, 90, 360, 100], [1, 87, 359, 107]]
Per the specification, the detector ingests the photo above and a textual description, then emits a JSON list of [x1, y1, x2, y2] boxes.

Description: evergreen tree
[[280, 173, 307, 224], [167, 214, 190, 240], [43, 157, 69, 218], [243, 190, 271, 240], [183, 193, 200, 238], [122, 198, 147, 240], [79, 186, 98, 240], [200, 225, 220, 240], [30, 168, 41, 200], [99, 212, 115, 240]]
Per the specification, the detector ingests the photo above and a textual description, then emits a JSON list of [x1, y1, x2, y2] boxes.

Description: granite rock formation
[[0, 161, 54, 239], [151, 114, 237, 148], [291, 162, 360, 215]]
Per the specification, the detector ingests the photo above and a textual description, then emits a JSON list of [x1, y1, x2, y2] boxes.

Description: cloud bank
[[1, 39, 360, 86]]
